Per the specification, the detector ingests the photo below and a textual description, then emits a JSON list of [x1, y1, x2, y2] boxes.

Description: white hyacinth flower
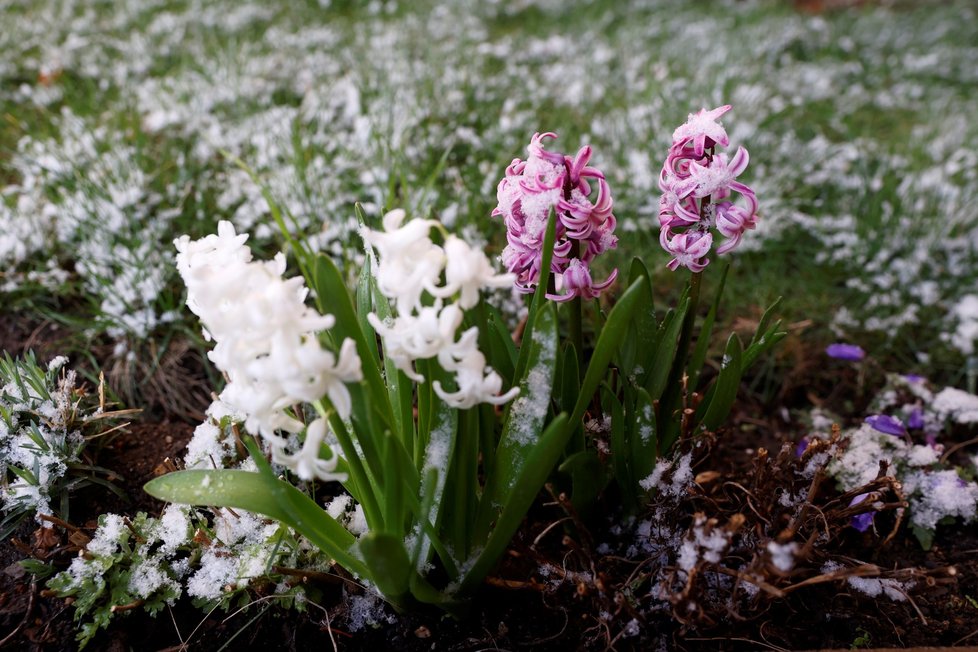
[[434, 346, 519, 409], [361, 210, 519, 408], [271, 418, 346, 482], [174, 221, 363, 473], [360, 209, 445, 311], [367, 304, 462, 382], [434, 235, 515, 309]]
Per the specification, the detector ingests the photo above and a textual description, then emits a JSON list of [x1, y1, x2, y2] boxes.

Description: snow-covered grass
[[2, 0, 977, 387], [0, 353, 133, 536]]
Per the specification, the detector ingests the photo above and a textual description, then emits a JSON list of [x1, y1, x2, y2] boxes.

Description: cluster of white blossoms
[[175, 221, 362, 481], [361, 210, 519, 409]]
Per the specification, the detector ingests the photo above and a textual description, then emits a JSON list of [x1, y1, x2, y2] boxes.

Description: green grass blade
[[414, 141, 454, 217], [561, 342, 582, 454], [742, 298, 787, 370], [358, 532, 413, 604], [355, 257, 380, 367], [696, 333, 744, 432], [620, 258, 658, 379], [224, 152, 311, 276], [457, 412, 569, 594], [477, 302, 559, 540], [644, 298, 689, 402], [558, 449, 606, 516], [485, 303, 517, 387], [750, 296, 782, 350], [368, 269, 415, 448], [743, 325, 787, 371], [570, 275, 648, 427], [687, 263, 730, 390], [607, 387, 632, 509], [629, 386, 658, 491], [310, 253, 394, 432]]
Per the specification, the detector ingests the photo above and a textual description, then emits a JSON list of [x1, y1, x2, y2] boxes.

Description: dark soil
[[0, 312, 71, 363], [4, 409, 976, 651], [3, 322, 978, 651]]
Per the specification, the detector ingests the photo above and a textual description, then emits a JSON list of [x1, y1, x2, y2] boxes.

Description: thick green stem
[[669, 270, 703, 396], [314, 400, 384, 531], [569, 296, 583, 373], [677, 271, 703, 368], [657, 271, 703, 452], [568, 239, 584, 377]]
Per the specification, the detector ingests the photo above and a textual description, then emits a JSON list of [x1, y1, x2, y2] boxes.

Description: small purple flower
[[904, 374, 926, 384], [865, 414, 907, 437], [849, 493, 874, 532], [825, 343, 866, 361], [795, 436, 810, 458], [907, 407, 924, 430]]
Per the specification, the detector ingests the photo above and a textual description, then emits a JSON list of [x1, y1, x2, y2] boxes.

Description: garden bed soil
[[2, 326, 978, 650], [3, 409, 977, 651]]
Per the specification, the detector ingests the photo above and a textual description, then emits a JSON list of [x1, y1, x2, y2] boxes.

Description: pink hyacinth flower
[[664, 230, 712, 272], [674, 147, 750, 200], [671, 105, 732, 156], [714, 184, 758, 254], [493, 132, 618, 299], [657, 105, 759, 265], [546, 258, 618, 303]]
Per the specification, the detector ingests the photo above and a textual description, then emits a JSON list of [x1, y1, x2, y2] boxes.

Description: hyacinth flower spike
[[658, 105, 758, 272], [361, 209, 445, 310], [675, 147, 750, 201], [494, 132, 618, 300]]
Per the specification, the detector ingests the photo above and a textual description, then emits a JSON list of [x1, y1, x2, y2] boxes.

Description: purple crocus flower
[[849, 494, 874, 532], [825, 343, 866, 361], [865, 414, 907, 437], [658, 105, 759, 270], [494, 133, 617, 298], [904, 374, 926, 384], [907, 407, 924, 430], [795, 436, 810, 458]]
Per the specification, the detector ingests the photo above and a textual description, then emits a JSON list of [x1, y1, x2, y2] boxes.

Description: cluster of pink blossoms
[[493, 133, 618, 301], [658, 105, 758, 272]]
